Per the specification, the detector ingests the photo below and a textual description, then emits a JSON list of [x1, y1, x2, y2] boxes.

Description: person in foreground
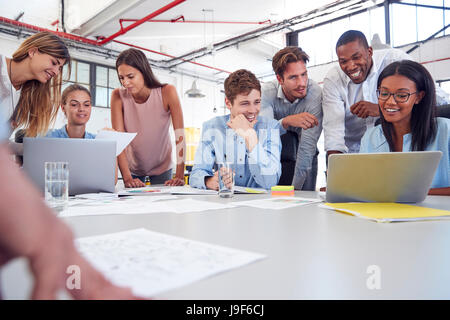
[[0, 115, 135, 299], [189, 69, 281, 190], [359, 60, 450, 196]]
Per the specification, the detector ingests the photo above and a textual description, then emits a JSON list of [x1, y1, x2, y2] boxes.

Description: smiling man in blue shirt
[[189, 69, 281, 190]]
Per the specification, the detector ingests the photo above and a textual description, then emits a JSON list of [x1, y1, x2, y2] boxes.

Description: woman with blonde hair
[[0, 31, 70, 137]]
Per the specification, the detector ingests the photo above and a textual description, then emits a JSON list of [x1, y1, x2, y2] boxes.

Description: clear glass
[[218, 162, 234, 198], [45, 162, 69, 212]]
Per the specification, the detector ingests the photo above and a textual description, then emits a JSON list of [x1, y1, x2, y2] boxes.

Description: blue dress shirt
[[46, 125, 96, 139], [360, 117, 450, 188], [189, 115, 282, 190]]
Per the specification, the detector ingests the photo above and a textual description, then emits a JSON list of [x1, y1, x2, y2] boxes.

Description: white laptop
[[23, 137, 116, 195], [326, 151, 442, 203]]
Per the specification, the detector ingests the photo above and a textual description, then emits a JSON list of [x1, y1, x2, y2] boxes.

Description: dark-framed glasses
[[376, 89, 417, 103]]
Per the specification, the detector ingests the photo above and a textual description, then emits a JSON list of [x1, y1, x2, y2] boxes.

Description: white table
[[2, 192, 450, 299]]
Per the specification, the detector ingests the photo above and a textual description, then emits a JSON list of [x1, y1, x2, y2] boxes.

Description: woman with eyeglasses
[[360, 60, 449, 196]]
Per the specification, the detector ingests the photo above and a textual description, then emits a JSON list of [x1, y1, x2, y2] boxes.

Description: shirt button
[[240, 175, 242, 178]]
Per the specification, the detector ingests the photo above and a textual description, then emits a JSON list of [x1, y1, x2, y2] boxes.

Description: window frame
[[62, 59, 120, 108]]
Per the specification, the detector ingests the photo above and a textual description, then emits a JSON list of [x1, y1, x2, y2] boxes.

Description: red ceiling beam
[[0, 16, 230, 75], [98, 0, 186, 45], [0, 16, 99, 46]]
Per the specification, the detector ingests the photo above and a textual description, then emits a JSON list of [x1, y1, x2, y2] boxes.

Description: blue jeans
[[132, 169, 173, 185]]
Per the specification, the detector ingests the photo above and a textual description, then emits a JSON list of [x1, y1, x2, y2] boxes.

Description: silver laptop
[[326, 151, 442, 203], [23, 137, 116, 195]]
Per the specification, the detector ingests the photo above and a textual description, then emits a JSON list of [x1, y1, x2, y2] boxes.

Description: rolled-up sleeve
[[247, 122, 282, 189], [322, 76, 348, 153]]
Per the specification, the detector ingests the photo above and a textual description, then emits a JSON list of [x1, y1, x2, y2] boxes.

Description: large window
[[62, 60, 121, 108], [438, 79, 450, 94], [296, 6, 386, 67], [62, 60, 90, 92], [391, 0, 449, 47]]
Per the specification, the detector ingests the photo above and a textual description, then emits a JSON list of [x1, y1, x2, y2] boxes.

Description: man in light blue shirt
[[260, 47, 322, 190], [190, 69, 281, 190]]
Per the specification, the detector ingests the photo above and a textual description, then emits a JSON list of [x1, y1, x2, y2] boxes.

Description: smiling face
[[378, 74, 424, 129], [117, 64, 147, 95], [62, 90, 92, 126], [226, 89, 261, 123], [277, 60, 308, 102], [337, 40, 373, 84], [29, 48, 65, 83]]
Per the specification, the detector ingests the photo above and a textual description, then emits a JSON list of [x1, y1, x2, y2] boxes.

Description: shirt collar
[[276, 81, 303, 105], [62, 124, 88, 138]]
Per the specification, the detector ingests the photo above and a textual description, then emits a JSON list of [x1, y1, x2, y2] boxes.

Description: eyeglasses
[[376, 90, 417, 103]]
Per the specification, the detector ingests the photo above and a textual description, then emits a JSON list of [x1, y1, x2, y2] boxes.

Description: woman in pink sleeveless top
[[111, 48, 185, 188]]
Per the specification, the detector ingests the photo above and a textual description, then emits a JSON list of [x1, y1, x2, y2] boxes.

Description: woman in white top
[[0, 31, 70, 138]]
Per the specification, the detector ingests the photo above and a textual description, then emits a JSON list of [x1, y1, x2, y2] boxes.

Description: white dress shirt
[[0, 55, 21, 124]]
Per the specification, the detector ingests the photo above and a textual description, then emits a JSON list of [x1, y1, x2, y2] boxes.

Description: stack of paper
[[323, 202, 450, 223]]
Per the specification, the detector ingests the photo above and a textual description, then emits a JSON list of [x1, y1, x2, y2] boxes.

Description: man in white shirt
[[322, 30, 449, 159]]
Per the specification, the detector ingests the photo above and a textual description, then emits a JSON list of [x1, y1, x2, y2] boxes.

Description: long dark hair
[[377, 60, 437, 151], [115, 48, 163, 89]]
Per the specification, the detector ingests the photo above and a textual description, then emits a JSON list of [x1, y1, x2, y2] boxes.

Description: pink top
[[119, 87, 172, 176]]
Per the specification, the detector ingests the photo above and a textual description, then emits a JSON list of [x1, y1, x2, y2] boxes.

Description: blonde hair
[[12, 32, 71, 136]]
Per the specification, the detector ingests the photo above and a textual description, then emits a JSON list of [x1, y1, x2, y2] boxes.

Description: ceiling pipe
[[165, 0, 370, 68], [113, 39, 231, 74], [98, 0, 186, 45], [0, 16, 230, 76], [119, 18, 273, 25]]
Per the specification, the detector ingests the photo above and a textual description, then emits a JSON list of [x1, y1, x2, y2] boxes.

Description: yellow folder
[[324, 202, 450, 223]]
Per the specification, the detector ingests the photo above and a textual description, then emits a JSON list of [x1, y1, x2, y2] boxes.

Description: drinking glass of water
[[218, 162, 234, 198], [45, 162, 69, 211]]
